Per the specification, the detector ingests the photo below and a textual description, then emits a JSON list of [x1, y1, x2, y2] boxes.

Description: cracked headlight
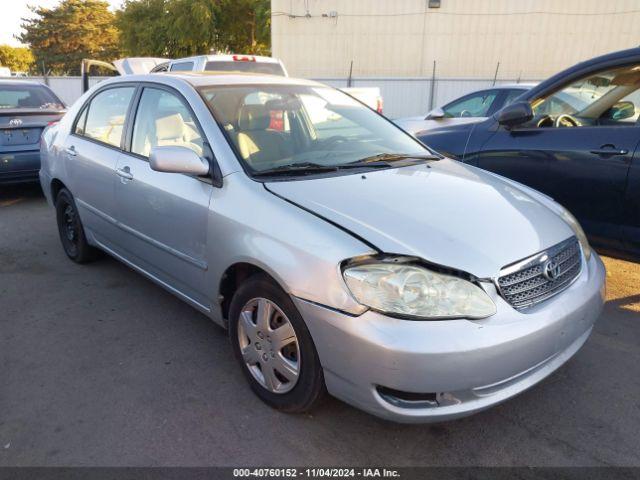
[[343, 262, 496, 319]]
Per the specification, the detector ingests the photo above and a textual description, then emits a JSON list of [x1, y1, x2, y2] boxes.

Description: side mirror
[[425, 107, 445, 120], [149, 146, 210, 176], [602, 101, 635, 121], [496, 101, 533, 128]]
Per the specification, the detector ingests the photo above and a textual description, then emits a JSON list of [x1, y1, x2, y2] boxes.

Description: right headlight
[[342, 262, 496, 319]]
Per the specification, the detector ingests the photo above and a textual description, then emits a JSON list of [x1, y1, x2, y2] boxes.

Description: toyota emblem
[[543, 260, 561, 281]]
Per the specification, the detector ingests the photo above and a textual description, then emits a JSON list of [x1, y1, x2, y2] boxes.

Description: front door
[[477, 63, 640, 251], [114, 86, 212, 310]]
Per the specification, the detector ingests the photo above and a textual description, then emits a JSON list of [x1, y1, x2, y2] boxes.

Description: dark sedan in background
[[418, 47, 640, 260], [0, 80, 65, 184]]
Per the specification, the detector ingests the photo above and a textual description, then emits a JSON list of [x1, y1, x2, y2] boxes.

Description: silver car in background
[[39, 73, 605, 423]]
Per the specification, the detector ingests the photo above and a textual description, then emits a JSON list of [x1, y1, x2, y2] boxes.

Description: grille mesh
[[498, 238, 582, 309]]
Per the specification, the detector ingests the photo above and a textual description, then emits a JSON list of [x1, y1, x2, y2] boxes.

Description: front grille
[[497, 237, 582, 309]]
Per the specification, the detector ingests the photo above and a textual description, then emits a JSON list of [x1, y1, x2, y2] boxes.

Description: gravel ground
[[1, 184, 639, 467]]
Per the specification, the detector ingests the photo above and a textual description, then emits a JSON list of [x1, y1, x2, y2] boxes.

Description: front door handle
[[65, 146, 77, 157], [590, 144, 628, 156], [116, 167, 133, 181]]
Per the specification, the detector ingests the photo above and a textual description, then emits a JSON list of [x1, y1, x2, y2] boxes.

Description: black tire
[[229, 274, 326, 413], [55, 188, 98, 263]]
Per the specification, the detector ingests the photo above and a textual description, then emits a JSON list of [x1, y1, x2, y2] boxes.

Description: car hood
[[266, 159, 574, 279]]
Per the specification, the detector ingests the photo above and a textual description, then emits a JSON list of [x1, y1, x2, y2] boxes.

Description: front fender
[[206, 173, 374, 325]]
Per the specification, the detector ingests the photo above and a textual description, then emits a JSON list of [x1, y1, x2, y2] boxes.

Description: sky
[[0, 0, 124, 47]]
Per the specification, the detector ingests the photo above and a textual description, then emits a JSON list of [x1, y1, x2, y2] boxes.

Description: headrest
[[156, 113, 185, 140], [238, 104, 270, 131]]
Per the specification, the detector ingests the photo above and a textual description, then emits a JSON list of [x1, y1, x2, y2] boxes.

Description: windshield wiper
[[349, 152, 442, 165], [252, 161, 392, 177]]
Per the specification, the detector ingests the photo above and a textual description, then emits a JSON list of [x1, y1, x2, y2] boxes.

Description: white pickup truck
[[150, 54, 384, 114], [81, 54, 384, 114]]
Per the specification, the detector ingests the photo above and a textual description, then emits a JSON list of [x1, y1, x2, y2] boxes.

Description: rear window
[[0, 83, 64, 110], [204, 61, 285, 76]]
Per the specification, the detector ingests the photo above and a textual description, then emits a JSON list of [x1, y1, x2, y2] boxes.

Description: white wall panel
[[273, 0, 640, 79]]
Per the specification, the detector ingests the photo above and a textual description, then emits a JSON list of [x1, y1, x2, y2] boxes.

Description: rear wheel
[[55, 188, 98, 263], [229, 274, 326, 412]]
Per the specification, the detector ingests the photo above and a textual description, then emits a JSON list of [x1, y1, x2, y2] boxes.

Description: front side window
[[201, 84, 428, 174], [443, 90, 498, 118], [82, 87, 135, 147], [529, 64, 640, 128], [131, 87, 204, 157]]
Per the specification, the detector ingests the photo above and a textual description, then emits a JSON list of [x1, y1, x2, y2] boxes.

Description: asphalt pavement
[[1, 184, 639, 467]]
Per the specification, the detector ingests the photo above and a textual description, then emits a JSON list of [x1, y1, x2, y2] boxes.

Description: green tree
[[167, 0, 218, 57], [116, 0, 171, 57], [0, 45, 35, 73], [19, 0, 120, 75], [116, 0, 270, 59], [118, 0, 218, 58], [216, 0, 270, 55]]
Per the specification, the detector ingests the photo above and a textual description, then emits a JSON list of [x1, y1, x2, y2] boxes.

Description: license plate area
[[1, 128, 42, 146]]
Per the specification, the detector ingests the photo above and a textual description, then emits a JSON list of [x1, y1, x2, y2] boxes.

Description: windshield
[[205, 61, 286, 76], [201, 84, 429, 175], [0, 83, 64, 110]]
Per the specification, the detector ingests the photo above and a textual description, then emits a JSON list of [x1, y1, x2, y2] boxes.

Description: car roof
[[100, 71, 322, 89]]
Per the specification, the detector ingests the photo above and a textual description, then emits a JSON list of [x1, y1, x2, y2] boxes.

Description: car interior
[[235, 103, 293, 168], [530, 64, 640, 128], [201, 84, 430, 174]]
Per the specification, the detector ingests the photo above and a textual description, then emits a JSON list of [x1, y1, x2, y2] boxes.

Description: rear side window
[[131, 87, 204, 157], [170, 62, 194, 72], [81, 87, 135, 147]]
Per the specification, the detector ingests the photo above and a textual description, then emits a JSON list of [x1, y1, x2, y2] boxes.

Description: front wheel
[[229, 274, 326, 412], [55, 188, 98, 263]]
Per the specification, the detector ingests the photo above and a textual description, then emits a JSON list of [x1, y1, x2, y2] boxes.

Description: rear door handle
[[116, 167, 133, 180], [65, 146, 77, 157]]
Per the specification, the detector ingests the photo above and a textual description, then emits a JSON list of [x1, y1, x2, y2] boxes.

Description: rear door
[[113, 85, 212, 310], [63, 85, 136, 246]]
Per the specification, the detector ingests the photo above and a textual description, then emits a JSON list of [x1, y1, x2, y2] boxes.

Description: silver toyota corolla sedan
[[39, 73, 606, 423]]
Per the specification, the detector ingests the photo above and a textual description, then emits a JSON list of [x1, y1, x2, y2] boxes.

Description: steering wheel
[[555, 114, 581, 128], [536, 115, 554, 128], [459, 110, 472, 118]]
